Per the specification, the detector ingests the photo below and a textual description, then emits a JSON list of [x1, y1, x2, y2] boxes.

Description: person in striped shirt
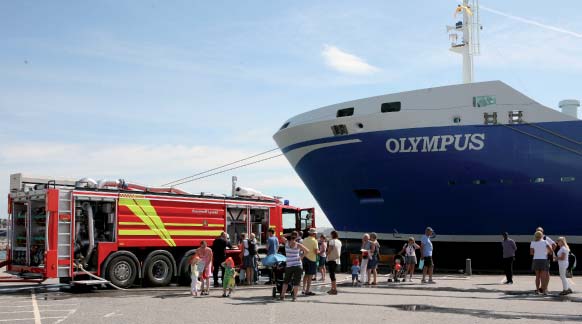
[[280, 233, 309, 301]]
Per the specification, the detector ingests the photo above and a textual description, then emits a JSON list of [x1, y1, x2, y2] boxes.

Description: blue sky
[[1, 1, 581, 227]]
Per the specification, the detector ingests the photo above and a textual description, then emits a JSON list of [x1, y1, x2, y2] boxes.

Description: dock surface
[[0, 270, 580, 323]]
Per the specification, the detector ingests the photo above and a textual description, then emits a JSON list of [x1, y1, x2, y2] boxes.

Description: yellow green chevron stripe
[[119, 197, 176, 247]]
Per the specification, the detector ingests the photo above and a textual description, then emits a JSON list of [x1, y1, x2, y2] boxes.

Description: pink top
[[196, 247, 213, 272]]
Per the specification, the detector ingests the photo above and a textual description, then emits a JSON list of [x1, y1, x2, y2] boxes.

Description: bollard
[[465, 258, 472, 276]]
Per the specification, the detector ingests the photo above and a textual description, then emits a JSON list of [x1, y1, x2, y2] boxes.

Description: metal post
[[465, 258, 472, 276]]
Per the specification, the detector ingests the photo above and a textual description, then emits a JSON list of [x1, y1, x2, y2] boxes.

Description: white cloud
[[321, 44, 380, 75]]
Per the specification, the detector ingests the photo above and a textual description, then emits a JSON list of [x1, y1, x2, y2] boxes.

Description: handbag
[[418, 259, 425, 270]]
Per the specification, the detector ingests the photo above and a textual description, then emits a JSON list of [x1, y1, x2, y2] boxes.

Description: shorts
[[284, 266, 303, 286], [532, 259, 549, 271], [243, 255, 256, 269], [197, 261, 211, 279], [319, 256, 327, 267], [423, 256, 433, 267], [406, 256, 417, 265], [368, 257, 378, 269], [327, 261, 338, 281], [303, 258, 317, 275], [352, 274, 358, 281]]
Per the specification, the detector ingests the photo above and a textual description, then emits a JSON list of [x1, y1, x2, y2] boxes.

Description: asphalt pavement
[[0, 270, 581, 324]]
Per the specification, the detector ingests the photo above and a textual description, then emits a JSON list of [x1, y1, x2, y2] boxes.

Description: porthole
[[453, 116, 461, 124], [531, 178, 544, 183]]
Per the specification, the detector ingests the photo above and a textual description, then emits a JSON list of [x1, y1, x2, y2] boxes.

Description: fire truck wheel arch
[[177, 249, 198, 285], [101, 251, 142, 281], [142, 250, 177, 286]]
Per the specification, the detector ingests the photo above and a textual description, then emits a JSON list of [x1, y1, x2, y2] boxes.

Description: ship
[[273, 1, 582, 247]]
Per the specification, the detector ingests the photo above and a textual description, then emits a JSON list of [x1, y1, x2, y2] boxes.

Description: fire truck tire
[[105, 255, 138, 288], [144, 254, 174, 287]]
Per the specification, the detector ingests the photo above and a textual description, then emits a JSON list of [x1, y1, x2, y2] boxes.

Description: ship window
[[354, 189, 383, 204], [336, 107, 354, 118], [561, 176, 575, 182], [499, 179, 513, 184], [331, 124, 349, 136], [280, 122, 290, 130], [531, 178, 545, 183], [381, 102, 401, 113], [472, 180, 486, 185], [473, 95, 496, 108]]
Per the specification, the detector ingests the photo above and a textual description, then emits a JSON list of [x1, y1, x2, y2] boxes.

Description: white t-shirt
[[327, 239, 342, 264], [403, 243, 419, 257], [557, 246, 569, 267], [530, 240, 550, 260], [544, 235, 556, 247]]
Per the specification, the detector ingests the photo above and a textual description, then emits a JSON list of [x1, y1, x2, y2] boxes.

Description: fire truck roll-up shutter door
[[74, 196, 115, 202], [227, 205, 269, 210]]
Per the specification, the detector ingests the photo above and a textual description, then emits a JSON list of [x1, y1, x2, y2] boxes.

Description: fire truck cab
[[6, 174, 315, 288]]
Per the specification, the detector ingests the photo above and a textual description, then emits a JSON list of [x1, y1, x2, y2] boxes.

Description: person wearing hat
[[221, 257, 236, 297], [501, 232, 517, 284], [301, 228, 319, 296], [421, 227, 435, 284]]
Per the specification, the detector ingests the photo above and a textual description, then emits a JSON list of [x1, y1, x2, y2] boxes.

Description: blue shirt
[[421, 235, 433, 257], [351, 265, 360, 275], [267, 236, 279, 255]]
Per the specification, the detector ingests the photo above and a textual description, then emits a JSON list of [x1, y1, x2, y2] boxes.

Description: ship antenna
[[448, 0, 481, 83]]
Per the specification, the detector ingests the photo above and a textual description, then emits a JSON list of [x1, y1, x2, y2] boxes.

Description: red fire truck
[[6, 174, 315, 288]]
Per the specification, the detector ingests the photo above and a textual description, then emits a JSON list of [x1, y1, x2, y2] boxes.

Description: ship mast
[[448, 0, 481, 83]]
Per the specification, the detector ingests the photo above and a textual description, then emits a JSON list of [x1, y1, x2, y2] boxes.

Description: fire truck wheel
[[144, 254, 174, 287], [105, 255, 137, 288]]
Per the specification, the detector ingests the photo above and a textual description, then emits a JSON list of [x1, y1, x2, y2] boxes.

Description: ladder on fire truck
[[57, 190, 73, 278]]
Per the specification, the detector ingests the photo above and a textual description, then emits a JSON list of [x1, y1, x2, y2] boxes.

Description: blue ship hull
[[287, 121, 582, 239]]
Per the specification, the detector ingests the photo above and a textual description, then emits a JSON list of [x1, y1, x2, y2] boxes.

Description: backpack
[[248, 239, 257, 256]]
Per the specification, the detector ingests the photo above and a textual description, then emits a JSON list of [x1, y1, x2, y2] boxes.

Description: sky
[[0, 1, 581, 227]]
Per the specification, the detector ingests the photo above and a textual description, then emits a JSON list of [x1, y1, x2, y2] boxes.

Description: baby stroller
[[271, 261, 293, 298], [388, 254, 407, 283]]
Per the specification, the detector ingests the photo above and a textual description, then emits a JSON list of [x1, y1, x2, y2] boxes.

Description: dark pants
[[503, 257, 514, 283], [213, 260, 225, 285], [327, 261, 337, 282]]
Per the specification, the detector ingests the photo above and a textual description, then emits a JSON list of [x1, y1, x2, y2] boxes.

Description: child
[[392, 258, 403, 282], [221, 257, 236, 297], [190, 256, 201, 296], [351, 259, 360, 286], [557, 237, 573, 295]]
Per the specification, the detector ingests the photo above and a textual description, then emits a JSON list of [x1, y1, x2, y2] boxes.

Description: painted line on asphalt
[[0, 300, 33, 305], [0, 317, 65, 322], [0, 310, 75, 315], [31, 292, 41, 324]]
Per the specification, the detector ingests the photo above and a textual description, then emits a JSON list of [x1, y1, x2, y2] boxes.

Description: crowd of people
[[189, 225, 574, 298], [504, 227, 574, 296]]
